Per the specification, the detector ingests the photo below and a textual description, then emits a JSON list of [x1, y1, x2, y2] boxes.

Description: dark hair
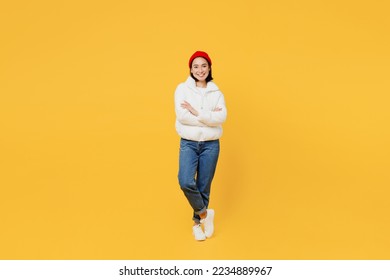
[[190, 60, 213, 83]]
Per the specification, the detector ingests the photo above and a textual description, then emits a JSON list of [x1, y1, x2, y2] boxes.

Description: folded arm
[[175, 90, 205, 126], [197, 95, 227, 127]]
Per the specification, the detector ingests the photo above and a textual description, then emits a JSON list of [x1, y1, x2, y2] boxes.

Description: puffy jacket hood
[[184, 76, 220, 94]]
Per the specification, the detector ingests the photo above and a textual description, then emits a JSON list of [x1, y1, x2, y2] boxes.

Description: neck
[[196, 81, 207, 88]]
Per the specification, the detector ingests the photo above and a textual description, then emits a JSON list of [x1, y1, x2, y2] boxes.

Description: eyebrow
[[193, 63, 208, 66]]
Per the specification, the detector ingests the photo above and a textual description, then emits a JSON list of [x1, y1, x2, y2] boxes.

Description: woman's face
[[190, 57, 210, 82]]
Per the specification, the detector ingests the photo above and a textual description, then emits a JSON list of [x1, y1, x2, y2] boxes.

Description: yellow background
[[1, 0, 389, 259]]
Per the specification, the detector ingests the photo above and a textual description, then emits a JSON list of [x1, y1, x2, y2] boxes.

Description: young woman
[[174, 51, 227, 241]]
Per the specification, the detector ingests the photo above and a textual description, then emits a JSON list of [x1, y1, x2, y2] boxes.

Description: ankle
[[199, 212, 207, 220]]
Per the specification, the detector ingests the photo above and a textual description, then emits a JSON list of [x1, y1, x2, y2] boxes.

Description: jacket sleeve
[[175, 85, 205, 126], [197, 94, 227, 127]]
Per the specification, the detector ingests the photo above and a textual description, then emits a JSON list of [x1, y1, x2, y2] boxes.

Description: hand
[[212, 107, 222, 112], [181, 101, 199, 116]]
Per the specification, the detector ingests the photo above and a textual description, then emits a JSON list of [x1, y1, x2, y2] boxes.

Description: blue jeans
[[178, 138, 220, 223]]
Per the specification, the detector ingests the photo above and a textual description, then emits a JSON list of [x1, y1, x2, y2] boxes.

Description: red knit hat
[[188, 51, 212, 68]]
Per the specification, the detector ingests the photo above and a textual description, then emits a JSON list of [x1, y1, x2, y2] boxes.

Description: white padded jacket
[[175, 76, 227, 141]]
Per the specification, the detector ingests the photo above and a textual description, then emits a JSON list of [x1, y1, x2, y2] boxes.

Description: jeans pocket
[[180, 139, 190, 152]]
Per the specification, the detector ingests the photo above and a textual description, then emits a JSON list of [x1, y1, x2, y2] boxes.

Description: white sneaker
[[192, 224, 206, 241], [201, 209, 215, 238]]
